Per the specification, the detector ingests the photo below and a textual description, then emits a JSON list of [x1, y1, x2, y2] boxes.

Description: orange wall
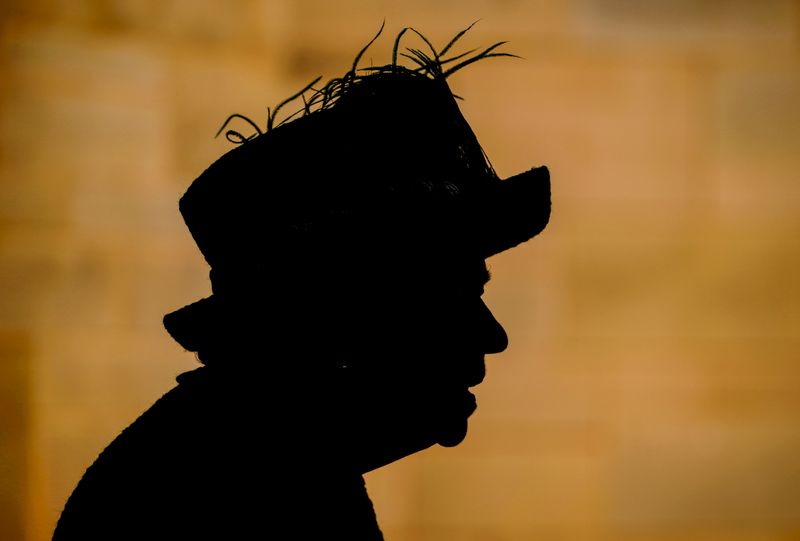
[[1, 1, 799, 540]]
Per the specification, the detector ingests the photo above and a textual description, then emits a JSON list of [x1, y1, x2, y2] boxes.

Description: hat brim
[[478, 165, 551, 258]]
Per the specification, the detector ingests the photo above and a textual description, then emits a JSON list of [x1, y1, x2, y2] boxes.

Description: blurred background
[[1, 1, 799, 540]]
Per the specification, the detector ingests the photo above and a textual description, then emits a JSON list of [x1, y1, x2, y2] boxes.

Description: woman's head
[[162, 25, 550, 469]]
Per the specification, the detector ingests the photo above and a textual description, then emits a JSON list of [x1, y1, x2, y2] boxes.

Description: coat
[[53, 366, 384, 540]]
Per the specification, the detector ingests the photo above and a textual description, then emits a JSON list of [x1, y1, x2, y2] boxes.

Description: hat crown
[[179, 69, 499, 270]]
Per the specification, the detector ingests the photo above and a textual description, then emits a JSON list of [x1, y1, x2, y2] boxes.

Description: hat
[[163, 30, 550, 353]]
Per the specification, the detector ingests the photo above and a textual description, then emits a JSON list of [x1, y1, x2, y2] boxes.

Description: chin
[[436, 419, 469, 447], [435, 387, 478, 447]]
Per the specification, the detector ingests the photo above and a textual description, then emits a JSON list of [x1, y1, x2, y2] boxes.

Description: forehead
[[473, 261, 491, 286], [421, 256, 490, 287], [363, 246, 490, 293]]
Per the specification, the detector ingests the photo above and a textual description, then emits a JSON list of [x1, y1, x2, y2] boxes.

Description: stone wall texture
[[1, 1, 799, 539]]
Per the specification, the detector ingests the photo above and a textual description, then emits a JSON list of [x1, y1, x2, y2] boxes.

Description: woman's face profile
[[337, 256, 508, 471]]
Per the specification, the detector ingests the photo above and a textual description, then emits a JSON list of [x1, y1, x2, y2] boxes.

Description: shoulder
[[54, 368, 222, 539]]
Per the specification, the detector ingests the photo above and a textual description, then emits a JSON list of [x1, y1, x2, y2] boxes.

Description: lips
[[464, 389, 477, 415]]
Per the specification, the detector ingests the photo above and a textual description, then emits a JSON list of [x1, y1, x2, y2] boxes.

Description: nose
[[480, 300, 508, 354]]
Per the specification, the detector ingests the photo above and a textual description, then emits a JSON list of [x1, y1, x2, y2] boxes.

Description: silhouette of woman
[[54, 25, 550, 540]]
